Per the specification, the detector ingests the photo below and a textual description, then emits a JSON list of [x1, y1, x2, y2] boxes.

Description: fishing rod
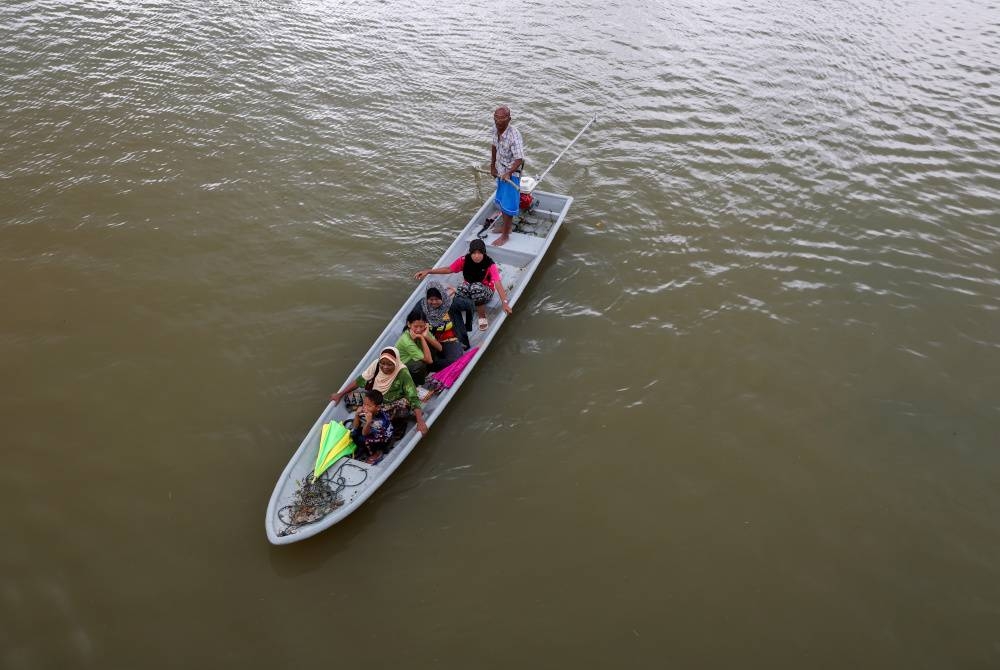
[[475, 113, 597, 194], [529, 114, 597, 193]]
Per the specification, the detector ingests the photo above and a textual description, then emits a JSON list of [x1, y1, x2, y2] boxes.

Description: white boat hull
[[265, 190, 573, 544]]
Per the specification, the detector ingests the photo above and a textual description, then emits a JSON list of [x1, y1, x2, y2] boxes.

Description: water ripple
[[3, 0, 1000, 663]]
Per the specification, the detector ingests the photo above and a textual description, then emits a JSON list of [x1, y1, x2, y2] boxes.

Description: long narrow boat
[[265, 189, 574, 544]]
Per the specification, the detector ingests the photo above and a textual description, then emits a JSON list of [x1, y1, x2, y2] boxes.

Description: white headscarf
[[361, 347, 402, 394]]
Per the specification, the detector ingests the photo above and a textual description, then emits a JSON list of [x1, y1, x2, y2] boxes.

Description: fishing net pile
[[276, 463, 368, 537]]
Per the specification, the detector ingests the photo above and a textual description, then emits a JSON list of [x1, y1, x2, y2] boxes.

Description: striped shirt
[[491, 125, 525, 176]]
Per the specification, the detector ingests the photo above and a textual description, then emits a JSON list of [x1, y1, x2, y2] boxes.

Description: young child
[[349, 389, 395, 464]]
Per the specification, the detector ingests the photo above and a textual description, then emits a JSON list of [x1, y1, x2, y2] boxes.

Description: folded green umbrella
[[314, 420, 356, 480]]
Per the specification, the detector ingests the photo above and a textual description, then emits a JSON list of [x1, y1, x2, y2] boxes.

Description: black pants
[[429, 340, 464, 371], [449, 299, 473, 348], [405, 359, 428, 386]]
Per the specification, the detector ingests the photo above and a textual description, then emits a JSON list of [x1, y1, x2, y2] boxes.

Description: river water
[[3, 0, 1000, 667]]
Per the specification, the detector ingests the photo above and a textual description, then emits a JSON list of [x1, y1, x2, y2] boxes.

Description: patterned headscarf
[[420, 280, 453, 329]]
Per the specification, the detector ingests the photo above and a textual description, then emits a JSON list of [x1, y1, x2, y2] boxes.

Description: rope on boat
[[276, 462, 369, 537]]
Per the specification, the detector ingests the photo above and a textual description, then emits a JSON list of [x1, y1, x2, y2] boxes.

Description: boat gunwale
[[266, 190, 574, 544]]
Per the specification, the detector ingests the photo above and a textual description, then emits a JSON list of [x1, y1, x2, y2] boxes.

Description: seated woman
[[410, 276, 471, 350], [395, 308, 440, 385], [413, 239, 513, 331], [330, 347, 428, 435], [419, 282, 465, 371], [347, 389, 395, 464]]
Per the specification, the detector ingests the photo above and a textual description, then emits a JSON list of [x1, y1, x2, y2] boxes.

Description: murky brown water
[[3, 0, 1000, 667]]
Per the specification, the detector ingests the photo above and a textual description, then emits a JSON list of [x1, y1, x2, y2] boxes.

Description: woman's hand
[[414, 269, 429, 280], [416, 418, 429, 435], [330, 391, 344, 405]]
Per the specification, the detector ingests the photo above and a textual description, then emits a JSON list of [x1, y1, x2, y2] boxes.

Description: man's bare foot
[[492, 234, 510, 247]]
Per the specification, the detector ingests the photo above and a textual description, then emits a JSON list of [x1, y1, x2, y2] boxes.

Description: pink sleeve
[[449, 257, 465, 273], [486, 264, 501, 289]]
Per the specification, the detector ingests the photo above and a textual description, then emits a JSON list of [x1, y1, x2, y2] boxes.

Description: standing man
[[489, 105, 524, 247]]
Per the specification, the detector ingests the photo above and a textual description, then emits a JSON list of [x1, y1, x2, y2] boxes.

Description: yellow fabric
[[313, 422, 355, 479], [320, 422, 331, 452]]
